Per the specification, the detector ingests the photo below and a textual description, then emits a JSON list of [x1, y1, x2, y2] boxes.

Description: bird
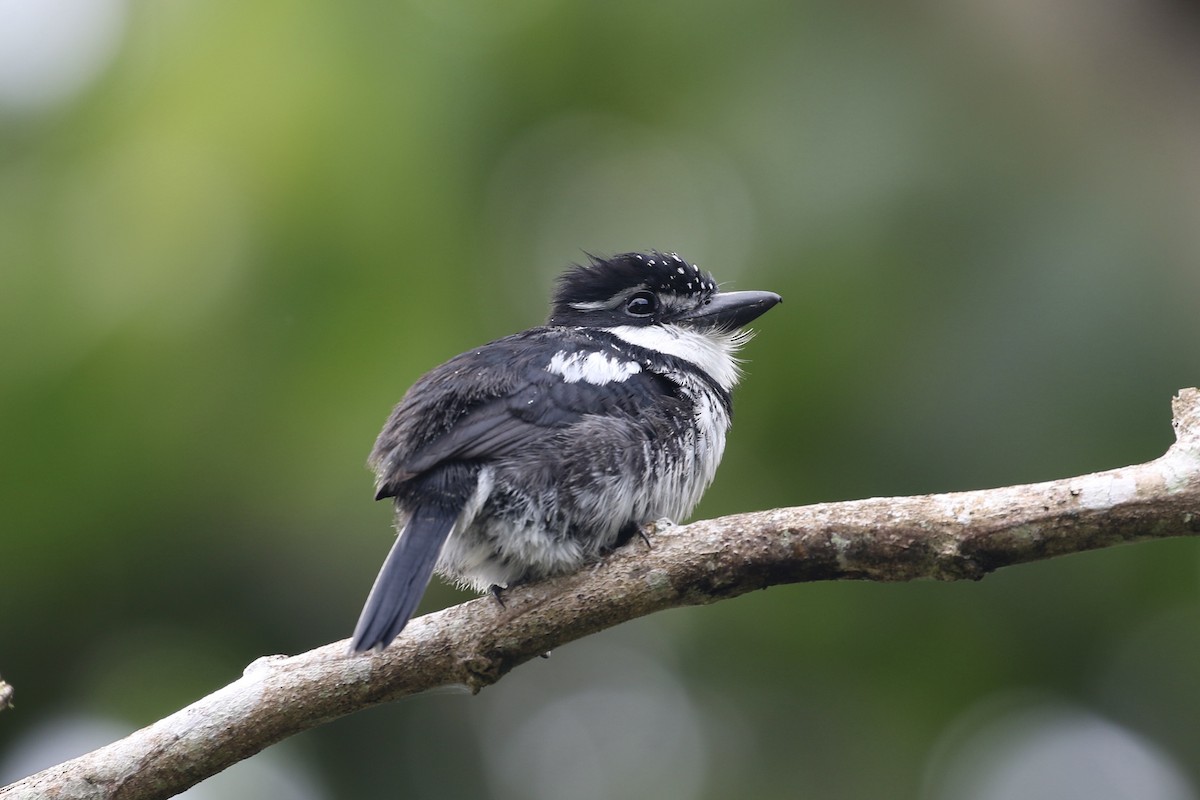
[[350, 251, 781, 652]]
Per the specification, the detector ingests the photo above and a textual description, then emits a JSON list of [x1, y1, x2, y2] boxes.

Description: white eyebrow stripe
[[568, 300, 612, 311]]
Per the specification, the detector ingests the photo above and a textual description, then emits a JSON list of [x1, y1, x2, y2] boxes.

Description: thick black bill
[[681, 290, 782, 330]]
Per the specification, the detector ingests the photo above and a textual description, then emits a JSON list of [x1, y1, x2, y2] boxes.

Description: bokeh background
[[2, 0, 1200, 797]]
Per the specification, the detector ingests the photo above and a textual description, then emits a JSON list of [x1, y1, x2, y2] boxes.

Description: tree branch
[[6, 389, 1200, 800]]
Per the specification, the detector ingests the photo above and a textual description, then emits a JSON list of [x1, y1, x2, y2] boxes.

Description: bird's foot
[[637, 517, 676, 548], [489, 584, 507, 608]]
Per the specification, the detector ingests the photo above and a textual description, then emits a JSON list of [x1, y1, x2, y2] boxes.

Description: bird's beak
[[679, 290, 782, 330]]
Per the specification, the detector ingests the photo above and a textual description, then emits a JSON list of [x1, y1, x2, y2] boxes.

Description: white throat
[[608, 324, 748, 391]]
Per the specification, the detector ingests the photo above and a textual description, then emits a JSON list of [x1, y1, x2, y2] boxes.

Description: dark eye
[[624, 291, 658, 317]]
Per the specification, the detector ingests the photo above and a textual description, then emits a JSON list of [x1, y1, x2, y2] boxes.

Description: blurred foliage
[[1, 0, 1199, 797]]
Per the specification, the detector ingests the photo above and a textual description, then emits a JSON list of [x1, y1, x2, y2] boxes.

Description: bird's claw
[[637, 517, 676, 548]]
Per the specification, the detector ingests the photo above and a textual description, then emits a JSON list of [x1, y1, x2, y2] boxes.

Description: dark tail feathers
[[350, 504, 459, 652]]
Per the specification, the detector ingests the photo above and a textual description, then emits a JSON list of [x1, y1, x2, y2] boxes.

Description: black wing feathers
[[372, 329, 681, 499]]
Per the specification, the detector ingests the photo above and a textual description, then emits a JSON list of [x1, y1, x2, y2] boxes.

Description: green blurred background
[[2, 0, 1199, 797]]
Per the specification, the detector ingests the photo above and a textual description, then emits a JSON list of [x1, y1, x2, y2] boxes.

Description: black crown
[[554, 251, 718, 307]]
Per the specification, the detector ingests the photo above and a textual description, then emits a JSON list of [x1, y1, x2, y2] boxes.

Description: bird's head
[[548, 252, 780, 332], [547, 252, 781, 390]]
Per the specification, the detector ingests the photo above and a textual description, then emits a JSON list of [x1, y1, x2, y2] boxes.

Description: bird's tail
[[350, 504, 459, 652]]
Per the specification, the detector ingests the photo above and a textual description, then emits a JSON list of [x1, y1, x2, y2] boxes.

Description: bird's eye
[[624, 291, 658, 317]]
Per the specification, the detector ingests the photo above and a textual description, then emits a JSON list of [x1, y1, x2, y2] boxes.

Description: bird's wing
[[371, 330, 682, 499]]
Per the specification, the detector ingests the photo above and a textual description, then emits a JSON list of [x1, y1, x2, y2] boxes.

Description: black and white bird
[[351, 252, 780, 652]]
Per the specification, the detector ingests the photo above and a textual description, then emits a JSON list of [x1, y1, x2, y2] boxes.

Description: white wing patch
[[547, 350, 643, 385]]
